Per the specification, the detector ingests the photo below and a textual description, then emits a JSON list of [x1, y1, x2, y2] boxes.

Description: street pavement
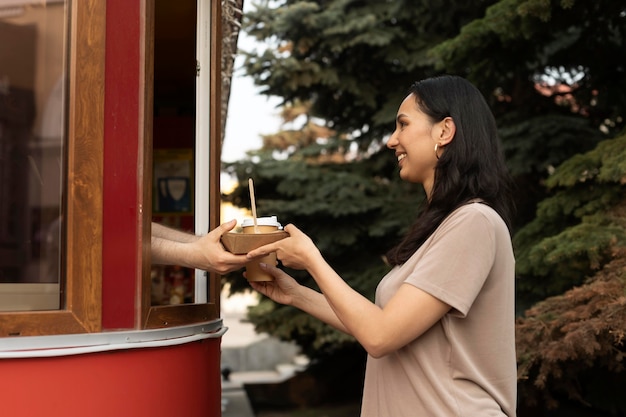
[[222, 386, 255, 417], [221, 298, 258, 417]]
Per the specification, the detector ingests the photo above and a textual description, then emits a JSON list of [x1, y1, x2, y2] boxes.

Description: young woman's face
[[386, 93, 441, 193]]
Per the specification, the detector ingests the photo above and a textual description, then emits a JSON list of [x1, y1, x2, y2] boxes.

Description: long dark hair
[[386, 75, 515, 265]]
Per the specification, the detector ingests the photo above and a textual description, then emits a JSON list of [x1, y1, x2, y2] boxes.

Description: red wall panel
[[0, 339, 222, 417], [102, 0, 142, 329]]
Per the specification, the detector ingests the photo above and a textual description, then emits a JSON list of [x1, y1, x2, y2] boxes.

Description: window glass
[[0, 1, 67, 311]]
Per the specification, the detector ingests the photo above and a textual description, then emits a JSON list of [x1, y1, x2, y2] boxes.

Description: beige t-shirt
[[361, 202, 517, 417]]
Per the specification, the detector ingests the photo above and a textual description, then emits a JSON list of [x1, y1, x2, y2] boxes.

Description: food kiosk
[[0, 1, 230, 415]]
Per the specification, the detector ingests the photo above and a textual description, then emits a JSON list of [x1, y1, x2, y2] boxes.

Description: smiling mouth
[[397, 153, 407, 163]]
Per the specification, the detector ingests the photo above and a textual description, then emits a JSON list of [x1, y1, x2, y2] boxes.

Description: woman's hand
[[246, 224, 321, 270], [247, 263, 302, 306]]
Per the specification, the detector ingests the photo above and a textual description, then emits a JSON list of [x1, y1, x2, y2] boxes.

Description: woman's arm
[[307, 258, 450, 358], [249, 266, 350, 334], [248, 224, 451, 358]]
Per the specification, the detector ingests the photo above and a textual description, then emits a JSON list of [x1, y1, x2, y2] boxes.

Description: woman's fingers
[[247, 242, 279, 258]]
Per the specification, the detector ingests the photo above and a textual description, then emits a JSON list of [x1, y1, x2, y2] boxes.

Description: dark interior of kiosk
[[151, 0, 198, 306]]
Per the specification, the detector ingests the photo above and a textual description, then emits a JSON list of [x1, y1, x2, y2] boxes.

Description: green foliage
[[514, 134, 626, 308], [500, 114, 602, 177], [242, 0, 499, 146], [545, 134, 626, 187], [430, 0, 626, 128]]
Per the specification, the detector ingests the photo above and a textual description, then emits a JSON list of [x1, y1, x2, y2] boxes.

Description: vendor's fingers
[[213, 219, 237, 237]]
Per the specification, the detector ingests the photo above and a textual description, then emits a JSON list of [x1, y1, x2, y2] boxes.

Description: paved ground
[[222, 386, 256, 417], [221, 294, 263, 417], [221, 290, 301, 417]]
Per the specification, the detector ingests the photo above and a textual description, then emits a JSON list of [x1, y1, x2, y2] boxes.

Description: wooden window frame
[[0, 0, 105, 337]]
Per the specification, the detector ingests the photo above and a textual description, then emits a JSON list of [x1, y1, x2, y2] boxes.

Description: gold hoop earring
[[434, 143, 440, 160]]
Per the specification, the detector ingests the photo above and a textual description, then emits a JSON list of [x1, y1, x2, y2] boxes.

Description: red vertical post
[[102, 0, 141, 329]]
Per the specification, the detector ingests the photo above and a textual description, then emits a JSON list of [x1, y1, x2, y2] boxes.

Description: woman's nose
[[386, 131, 398, 149]]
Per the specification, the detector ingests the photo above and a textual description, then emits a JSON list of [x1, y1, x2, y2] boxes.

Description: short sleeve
[[404, 204, 497, 317]]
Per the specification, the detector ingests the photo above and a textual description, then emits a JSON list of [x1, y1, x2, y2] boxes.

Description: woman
[[247, 75, 517, 416]]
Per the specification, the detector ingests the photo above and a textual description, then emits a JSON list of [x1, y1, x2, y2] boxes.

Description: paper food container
[[221, 231, 289, 254]]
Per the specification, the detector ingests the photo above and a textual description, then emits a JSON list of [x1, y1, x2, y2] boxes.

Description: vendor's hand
[[193, 220, 249, 274], [246, 224, 321, 270], [248, 263, 302, 306]]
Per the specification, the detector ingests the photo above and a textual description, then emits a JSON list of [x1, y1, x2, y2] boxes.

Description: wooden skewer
[[248, 178, 259, 233]]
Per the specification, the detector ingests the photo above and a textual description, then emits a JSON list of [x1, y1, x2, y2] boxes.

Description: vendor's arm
[[151, 220, 248, 274], [247, 224, 451, 358], [152, 222, 199, 243]]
